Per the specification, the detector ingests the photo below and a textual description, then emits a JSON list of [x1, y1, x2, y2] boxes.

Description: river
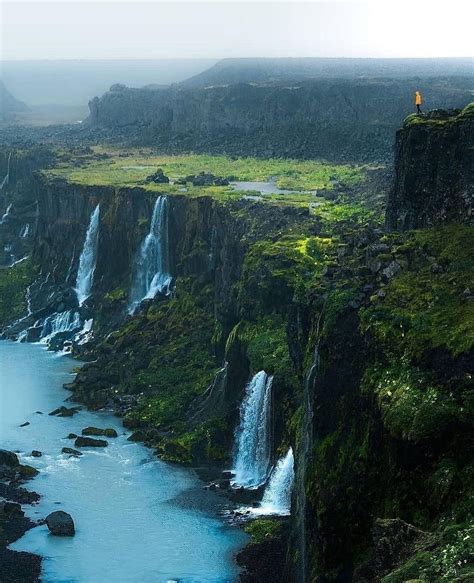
[[0, 341, 247, 583]]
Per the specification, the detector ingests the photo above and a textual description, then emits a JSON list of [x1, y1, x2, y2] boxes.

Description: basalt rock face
[[4, 152, 472, 582], [87, 78, 473, 163], [386, 104, 474, 230], [0, 147, 54, 267]]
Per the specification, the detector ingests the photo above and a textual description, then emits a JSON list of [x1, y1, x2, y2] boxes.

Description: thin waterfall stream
[[75, 204, 100, 306], [128, 195, 172, 314]]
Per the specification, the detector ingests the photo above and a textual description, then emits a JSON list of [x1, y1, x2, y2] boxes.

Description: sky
[[1, 0, 473, 61]]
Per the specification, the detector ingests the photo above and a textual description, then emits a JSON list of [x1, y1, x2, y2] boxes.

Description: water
[[254, 448, 294, 516], [1, 342, 246, 582], [39, 310, 82, 345], [128, 196, 172, 314], [232, 371, 273, 489], [0, 151, 12, 191], [230, 181, 300, 195], [1, 202, 13, 224], [20, 223, 30, 238], [75, 204, 100, 306]]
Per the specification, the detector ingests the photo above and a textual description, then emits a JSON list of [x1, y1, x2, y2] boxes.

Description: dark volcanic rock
[[49, 406, 81, 417], [0, 449, 20, 467], [61, 447, 83, 457], [386, 105, 474, 230], [81, 426, 118, 438], [45, 511, 75, 536], [74, 436, 108, 448], [31, 451, 42, 458], [85, 78, 473, 163], [145, 168, 169, 184]]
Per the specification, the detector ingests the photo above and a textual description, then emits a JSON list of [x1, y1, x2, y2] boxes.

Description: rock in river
[[74, 436, 108, 448], [61, 447, 83, 457], [81, 426, 118, 438], [49, 406, 81, 417], [46, 511, 75, 536]]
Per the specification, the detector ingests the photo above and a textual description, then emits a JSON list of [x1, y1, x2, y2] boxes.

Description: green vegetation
[[364, 360, 462, 442], [244, 518, 284, 544], [382, 524, 473, 582], [0, 259, 33, 327], [362, 226, 474, 359], [403, 101, 474, 128], [45, 149, 369, 206]]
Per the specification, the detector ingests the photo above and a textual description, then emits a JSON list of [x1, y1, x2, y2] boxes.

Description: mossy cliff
[[386, 104, 473, 230], [1, 110, 472, 582]]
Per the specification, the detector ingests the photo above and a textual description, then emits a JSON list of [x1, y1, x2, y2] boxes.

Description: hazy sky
[[1, 0, 473, 61]]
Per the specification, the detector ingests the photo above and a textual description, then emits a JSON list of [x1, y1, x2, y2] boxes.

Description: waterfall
[[128, 196, 171, 314], [40, 310, 81, 344], [0, 151, 12, 191], [75, 204, 100, 306], [74, 318, 94, 345], [232, 371, 273, 489], [258, 448, 295, 515], [19, 224, 30, 238], [0, 203, 12, 224]]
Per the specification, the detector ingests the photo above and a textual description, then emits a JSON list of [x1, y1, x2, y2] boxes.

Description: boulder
[[31, 451, 42, 457], [0, 500, 23, 516], [61, 447, 83, 457], [145, 168, 169, 184], [74, 436, 108, 448], [0, 449, 20, 467], [19, 421, 30, 427], [49, 406, 81, 417], [81, 427, 118, 438], [66, 433, 78, 439], [45, 511, 75, 536], [382, 261, 401, 281], [18, 464, 39, 479]]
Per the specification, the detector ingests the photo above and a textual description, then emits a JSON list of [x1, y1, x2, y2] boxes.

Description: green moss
[[0, 258, 34, 327], [361, 226, 474, 358], [244, 518, 284, 544], [104, 287, 127, 302], [363, 361, 462, 442], [382, 524, 474, 582]]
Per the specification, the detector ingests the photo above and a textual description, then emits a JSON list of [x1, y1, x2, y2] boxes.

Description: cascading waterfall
[[232, 371, 273, 488], [128, 195, 172, 314], [0, 203, 12, 224], [0, 151, 12, 191], [40, 310, 81, 344], [257, 447, 295, 515], [75, 204, 100, 306]]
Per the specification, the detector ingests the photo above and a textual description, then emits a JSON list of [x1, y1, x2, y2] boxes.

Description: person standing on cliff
[[415, 90, 423, 114]]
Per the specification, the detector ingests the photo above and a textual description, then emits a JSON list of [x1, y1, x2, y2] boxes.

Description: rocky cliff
[[386, 104, 474, 230], [86, 77, 473, 163], [1, 112, 473, 582]]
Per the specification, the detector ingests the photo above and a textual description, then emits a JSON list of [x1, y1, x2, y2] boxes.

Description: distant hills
[[0, 81, 28, 121], [181, 57, 474, 87]]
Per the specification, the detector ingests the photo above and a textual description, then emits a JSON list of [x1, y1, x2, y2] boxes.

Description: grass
[[45, 149, 369, 206]]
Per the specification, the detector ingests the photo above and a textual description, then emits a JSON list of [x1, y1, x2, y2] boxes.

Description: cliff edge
[[386, 104, 474, 230]]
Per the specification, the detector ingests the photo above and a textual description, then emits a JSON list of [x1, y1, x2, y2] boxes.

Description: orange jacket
[[415, 92, 422, 105]]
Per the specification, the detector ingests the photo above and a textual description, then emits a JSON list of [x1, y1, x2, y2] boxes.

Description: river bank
[[0, 341, 248, 583]]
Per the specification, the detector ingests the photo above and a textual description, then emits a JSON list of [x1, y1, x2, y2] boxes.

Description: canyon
[[0, 100, 472, 582]]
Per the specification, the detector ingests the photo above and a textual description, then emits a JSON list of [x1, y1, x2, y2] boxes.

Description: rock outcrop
[[86, 78, 472, 163], [386, 104, 474, 230]]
